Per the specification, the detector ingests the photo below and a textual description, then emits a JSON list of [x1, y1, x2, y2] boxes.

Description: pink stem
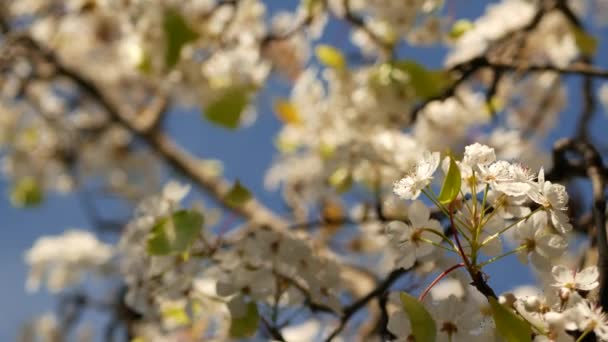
[[449, 204, 471, 269], [419, 263, 465, 301]]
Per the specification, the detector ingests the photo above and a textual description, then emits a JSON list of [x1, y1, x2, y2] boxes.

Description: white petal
[[550, 210, 572, 234], [505, 205, 531, 218], [408, 200, 430, 227], [395, 251, 416, 269], [536, 234, 567, 258], [386, 221, 408, 238], [551, 265, 573, 285], [530, 252, 551, 270], [538, 168, 545, 185], [481, 236, 503, 256], [495, 182, 530, 197], [576, 266, 599, 290]]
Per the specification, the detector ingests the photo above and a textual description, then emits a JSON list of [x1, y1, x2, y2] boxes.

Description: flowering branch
[[10, 33, 289, 231]]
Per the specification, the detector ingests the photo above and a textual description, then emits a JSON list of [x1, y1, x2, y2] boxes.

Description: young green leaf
[[400, 292, 437, 342], [489, 297, 532, 342], [147, 210, 204, 256], [437, 155, 461, 205], [170, 210, 204, 252], [229, 301, 259, 338], [147, 216, 172, 255], [449, 19, 474, 40], [329, 167, 353, 193], [203, 87, 250, 129], [315, 44, 346, 70], [163, 8, 198, 68], [224, 180, 252, 208], [137, 50, 153, 75], [162, 305, 191, 326], [10, 177, 44, 208], [571, 26, 597, 56], [393, 60, 451, 100]]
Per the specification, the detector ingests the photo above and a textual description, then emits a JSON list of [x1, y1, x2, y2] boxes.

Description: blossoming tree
[[4, 0, 608, 341]]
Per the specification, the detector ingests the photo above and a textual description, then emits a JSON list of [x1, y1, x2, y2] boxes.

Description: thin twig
[[324, 268, 409, 342]]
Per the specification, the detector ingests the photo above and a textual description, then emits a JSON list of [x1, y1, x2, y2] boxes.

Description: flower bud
[[523, 296, 540, 312]]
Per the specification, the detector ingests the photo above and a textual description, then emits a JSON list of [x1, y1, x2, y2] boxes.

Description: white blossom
[[393, 151, 440, 200], [551, 265, 599, 293], [514, 212, 567, 270], [25, 230, 114, 293], [386, 200, 442, 268], [528, 169, 573, 234]]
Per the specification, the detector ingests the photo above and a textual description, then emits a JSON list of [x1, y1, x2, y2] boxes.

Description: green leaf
[[329, 167, 352, 193], [437, 155, 461, 205], [224, 180, 252, 208], [315, 44, 346, 70], [449, 19, 474, 40], [162, 305, 191, 326], [571, 26, 597, 56], [147, 216, 172, 255], [229, 301, 259, 338], [203, 87, 250, 129], [399, 293, 437, 342], [164, 8, 198, 69], [171, 210, 204, 251], [137, 51, 153, 75], [393, 60, 451, 100], [10, 178, 43, 208], [489, 297, 532, 342], [147, 210, 204, 256]]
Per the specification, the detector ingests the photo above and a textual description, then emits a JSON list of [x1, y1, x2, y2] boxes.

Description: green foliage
[[400, 292, 437, 342], [162, 305, 190, 326], [137, 51, 153, 75], [437, 155, 461, 205], [489, 297, 532, 342], [329, 167, 353, 193], [10, 178, 43, 208], [229, 302, 260, 338], [164, 8, 199, 69], [315, 44, 347, 70], [147, 210, 204, 256], [224, 180, 252, 208], [571, 26, 598, 56], [393, 60, 451, 100], [203, 87, 250, 129], [449, 19, 474, 40]]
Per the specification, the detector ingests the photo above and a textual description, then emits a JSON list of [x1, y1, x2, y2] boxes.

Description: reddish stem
[[448, 203, 471, 269], [419, 263, 465, 301], [211, 212, 237, 252]]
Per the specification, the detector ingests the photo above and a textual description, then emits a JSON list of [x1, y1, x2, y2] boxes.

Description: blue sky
[[2, 1, 608, 340]]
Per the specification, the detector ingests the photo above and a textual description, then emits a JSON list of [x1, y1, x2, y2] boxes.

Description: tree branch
[[324, 267, 409, 342], [13, 34, 289, 231], [549, 139, 608, 311]]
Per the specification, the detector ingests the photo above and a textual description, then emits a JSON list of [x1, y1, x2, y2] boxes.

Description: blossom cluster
[[385, 143, 608, 341]]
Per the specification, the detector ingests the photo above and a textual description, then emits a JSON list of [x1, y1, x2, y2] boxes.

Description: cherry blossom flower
[[387, 310, 413, 341], [393, 151, 440, 200], [528, 169, 572, 233], [386, 200, 442, 268], [568, 301, 608, 340], [551, 265, 599, 293], [514, 212, 567, 270], [25, 230, 114, 293], [462, 142, 496, 168], [427, 295, 484, 342]]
